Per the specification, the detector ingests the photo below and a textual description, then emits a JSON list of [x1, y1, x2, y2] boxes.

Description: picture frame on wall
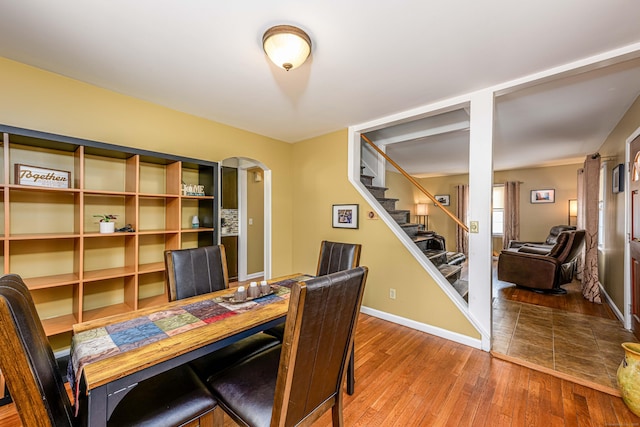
[[613, 163, 624, 193], [530, 189, 555, 204], [434, 195, 450, 206], [332, 204, 359, 229]]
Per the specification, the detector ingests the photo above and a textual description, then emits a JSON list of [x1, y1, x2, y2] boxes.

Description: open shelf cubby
[[0, 125, 219, 344]]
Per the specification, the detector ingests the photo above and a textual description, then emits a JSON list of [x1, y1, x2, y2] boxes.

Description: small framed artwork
[[332, 204, 359, 229], [434, 195, 450, 206], [530, 189, 555, 204], [613, 163, 624, 193]]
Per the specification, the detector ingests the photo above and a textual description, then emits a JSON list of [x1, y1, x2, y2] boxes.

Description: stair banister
[[361, 134, 469, 233]]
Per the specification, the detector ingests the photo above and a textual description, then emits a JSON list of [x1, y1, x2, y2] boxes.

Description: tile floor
[[492, 295, 638, 390]]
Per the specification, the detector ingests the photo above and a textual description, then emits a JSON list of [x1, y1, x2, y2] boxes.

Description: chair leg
[[332, 399, 344, 427], [346, 344, 355, 395]]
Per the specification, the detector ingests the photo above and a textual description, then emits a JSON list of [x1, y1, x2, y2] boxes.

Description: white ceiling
[[1, 1, 640, 174]]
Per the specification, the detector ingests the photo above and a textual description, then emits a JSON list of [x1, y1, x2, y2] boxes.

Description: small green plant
[[94, 214, 117, 223]]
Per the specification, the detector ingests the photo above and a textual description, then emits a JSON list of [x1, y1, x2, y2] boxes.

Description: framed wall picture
[[434, 195, 450, 206], [613, 163, 624, 193], [530, 189, 555, 204], [332, 204, 359, 229]]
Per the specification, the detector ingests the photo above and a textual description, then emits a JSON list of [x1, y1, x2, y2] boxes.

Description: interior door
[[629, 135, 640, 339]]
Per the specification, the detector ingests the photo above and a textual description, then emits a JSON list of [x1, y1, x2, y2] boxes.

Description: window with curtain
[[493, 185, 504, 236]]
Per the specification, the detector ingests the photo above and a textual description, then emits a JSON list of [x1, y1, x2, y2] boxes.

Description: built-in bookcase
[[0, 125, 218, 338]]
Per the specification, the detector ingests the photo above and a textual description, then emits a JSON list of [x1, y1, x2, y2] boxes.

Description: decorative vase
[[617, 342, 640, 416], [99, 221, 115, 234]]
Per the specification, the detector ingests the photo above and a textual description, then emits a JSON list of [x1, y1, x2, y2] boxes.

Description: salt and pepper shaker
[[260, 280, 270, 295], [247, 281, 260, 298], [234, 285, 246, 302]]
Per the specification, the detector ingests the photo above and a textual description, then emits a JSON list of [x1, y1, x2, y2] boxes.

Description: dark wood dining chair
[[316, 240, 362, 276], [165, 244, 230, 301], [164, 245, 279, 383], [208, 266, 368, 427], [0, 274, 218, 427], [265, 240, 362, 394]]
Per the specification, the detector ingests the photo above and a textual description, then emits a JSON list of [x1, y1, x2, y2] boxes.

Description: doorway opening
[[220, 157, 272, 281]]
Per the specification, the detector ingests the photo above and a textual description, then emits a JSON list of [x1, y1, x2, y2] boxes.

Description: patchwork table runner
[[68, 275, 310, 414]]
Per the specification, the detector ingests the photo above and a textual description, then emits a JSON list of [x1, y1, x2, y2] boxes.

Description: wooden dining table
[[70, 273, 310, 427]]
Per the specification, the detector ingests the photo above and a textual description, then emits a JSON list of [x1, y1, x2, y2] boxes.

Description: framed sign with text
[[15, 164, 71, 188]]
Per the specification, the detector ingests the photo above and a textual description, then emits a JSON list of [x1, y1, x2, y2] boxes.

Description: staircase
[[361, 173, 469, 300]]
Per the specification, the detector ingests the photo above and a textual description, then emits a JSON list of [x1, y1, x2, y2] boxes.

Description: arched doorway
[[220, 157, 272, 281]]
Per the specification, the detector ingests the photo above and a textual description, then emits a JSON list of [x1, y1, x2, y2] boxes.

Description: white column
[[468, 89, 494, 350]]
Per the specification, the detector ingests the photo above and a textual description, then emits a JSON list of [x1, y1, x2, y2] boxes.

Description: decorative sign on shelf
[[182, 183, 205, 196], [15, 164, 71, 188]]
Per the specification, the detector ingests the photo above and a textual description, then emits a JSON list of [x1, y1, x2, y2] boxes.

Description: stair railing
[[361, 134, 469, 233]]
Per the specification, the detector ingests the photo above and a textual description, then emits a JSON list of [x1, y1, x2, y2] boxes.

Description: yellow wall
[[1, 56, 481, 343], [384, 170, 416, 214], [0, 57, 294, 278], [408, 165, 580, 253], [291, 131, 479, 339], [247, 167, 265, 274], [598, 95, 640, 311], [493, 164, 582, 250]]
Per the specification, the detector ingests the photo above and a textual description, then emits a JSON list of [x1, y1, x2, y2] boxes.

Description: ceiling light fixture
[[262, 25, 312, 71]]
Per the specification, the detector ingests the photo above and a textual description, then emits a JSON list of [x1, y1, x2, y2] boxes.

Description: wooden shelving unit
[[0, 125, 218, 338]]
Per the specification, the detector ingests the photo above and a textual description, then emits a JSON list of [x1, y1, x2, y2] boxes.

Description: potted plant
[[94, 214, 117, 234]]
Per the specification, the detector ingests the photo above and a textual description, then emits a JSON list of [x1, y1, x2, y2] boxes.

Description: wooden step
[[400, 223, 420, 237], [377, 197, 399, 211], [388, 210, 410, 224], [438, 264, 462, 284], [452, 279, 469, 301], [365, 184, 388, 199], [360, 174, 374, 186], [423, 249, 447, 266]]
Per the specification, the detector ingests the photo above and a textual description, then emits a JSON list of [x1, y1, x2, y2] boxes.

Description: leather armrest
[[508, 240, 544, 249], [517, 245, 552, 255], [497, 251, 561, 290]]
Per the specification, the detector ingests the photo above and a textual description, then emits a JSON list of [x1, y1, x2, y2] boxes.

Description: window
[[493, 185, 504, 236]]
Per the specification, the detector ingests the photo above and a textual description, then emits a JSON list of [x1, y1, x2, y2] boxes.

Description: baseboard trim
[[245, 272, 264, 280], [599, 283, 624, 322], [491, 351, 621, 397], [360, 306, 482, 350]]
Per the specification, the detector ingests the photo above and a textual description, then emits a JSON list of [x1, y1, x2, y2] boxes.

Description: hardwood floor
[[3, 314, 638, 426]]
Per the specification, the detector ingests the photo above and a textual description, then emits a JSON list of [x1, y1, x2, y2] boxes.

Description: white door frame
[[220, 157, 272, 281]]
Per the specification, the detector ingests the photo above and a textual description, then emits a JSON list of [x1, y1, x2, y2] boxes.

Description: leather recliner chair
[[507, 224, 576, 251], [497, 229, 585, 294]]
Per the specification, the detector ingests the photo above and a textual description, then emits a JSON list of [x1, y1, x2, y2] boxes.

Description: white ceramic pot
[[99, 221, 115, 234]]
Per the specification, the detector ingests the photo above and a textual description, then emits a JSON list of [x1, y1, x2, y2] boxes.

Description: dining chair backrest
[[0, 274, 75, 427], [272, 266, 368, 426], [165, 245, 229, 301], [316, 240, 361, 276]]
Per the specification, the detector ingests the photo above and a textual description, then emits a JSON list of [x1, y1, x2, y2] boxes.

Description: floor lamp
[[416, 203, 429, 230], [568, 199, 578, 226]]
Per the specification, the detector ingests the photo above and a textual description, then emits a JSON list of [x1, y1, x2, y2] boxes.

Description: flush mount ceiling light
[[262, 25, 312, 71]]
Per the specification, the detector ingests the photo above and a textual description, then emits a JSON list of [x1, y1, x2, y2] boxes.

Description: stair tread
[[376, 197, 399, 202], [400, 223, 420, 228], [452, 279, 469, 298], [365, 185, 388, 191], [414, 236, 435, 243], [388, 209, 411, 214], [438, 264, 462, 278]]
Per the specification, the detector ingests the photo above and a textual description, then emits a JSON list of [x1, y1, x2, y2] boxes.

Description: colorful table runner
[[68, 275, 310, 414]]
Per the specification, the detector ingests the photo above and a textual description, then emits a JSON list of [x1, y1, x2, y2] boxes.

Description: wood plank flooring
[[3, 314, 638, 426]]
